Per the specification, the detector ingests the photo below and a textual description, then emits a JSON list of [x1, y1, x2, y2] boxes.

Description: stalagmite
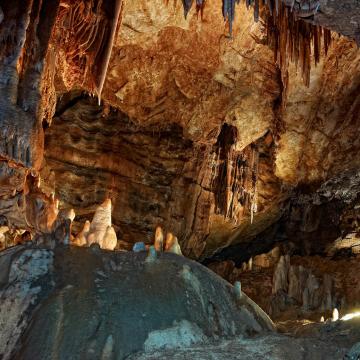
[[303, 273, 320, 310], [133, 242, 146, 252], [165, 232, 174, 251], [273, 255, 290, 294], [146, 245, 157, 263], [234, 281, 242, 300], [0, 233, 5, 248], [101, 226, 117, 251], [332, 308, 339, 322], [154, 226, 164, 252], [165, 236, 183, 256], [248, 257, 253, 271], [53, 208, 75, 245], [72, 199, 118, 250], [47, 198, 60, 233], [75, 220, 90, 246], [321, 274, 334, 311], [242, 262, 247, 272], [320, 316, 325, 322], [101, 335, 114, 360], [88, 198, 112, 245], [87, 233, 96, 247]]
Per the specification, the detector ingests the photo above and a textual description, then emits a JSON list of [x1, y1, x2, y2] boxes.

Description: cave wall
[[0, 0, 360, 259], [41, 96, 283, 258], [42, 96, 202, 253]]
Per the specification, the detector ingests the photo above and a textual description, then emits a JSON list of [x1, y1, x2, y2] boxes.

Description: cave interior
[[1, 0, 360, 359]]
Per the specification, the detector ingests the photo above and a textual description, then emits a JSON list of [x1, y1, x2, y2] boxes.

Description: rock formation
[[272, 255, 290, 294], [0, 0, 358, 261], [74, 220, 90, 246], [0, 1, 360, 359], [69, 198, 118, 250], [154, 226, 164, 252], [102, 226, 117, 251], [165, 235, 183, 256], [0, 244, 274, 360]]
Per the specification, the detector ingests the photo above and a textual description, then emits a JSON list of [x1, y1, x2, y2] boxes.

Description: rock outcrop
[[0, 244, 274, 360]]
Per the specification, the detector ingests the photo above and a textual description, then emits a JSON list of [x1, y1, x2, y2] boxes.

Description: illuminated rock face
[[71, 199, 118, 250], [0, 0, 360, 258], [39, 0, 360, 259]]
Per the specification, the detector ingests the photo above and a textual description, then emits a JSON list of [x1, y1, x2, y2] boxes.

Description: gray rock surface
[[345, 342, 360, 360], [0, 246, 54, 360], [0, 246, 274, 360]]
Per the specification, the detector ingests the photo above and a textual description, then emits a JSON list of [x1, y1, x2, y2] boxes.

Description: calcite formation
[[73, 198, 118, 250], [221, 253, 360, 321], [0, 2, 360, 358], [154, 226, 164, 252], [0, 0, 359, 260]]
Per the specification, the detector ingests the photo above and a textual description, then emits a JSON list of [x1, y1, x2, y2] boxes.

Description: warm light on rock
[[0, 1, 360, 358]]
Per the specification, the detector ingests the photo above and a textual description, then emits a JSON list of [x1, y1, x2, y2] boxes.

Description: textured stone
[[0, 247, 53, 360], [0, 0, 360, 260], [273, 255, 290, 294], [2, 246, 274, 359]]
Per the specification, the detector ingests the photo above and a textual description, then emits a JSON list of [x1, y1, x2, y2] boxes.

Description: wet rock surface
[[0, 245, 273, 360]]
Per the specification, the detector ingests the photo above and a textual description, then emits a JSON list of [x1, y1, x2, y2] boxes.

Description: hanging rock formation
[[0, 0, 359, 260]]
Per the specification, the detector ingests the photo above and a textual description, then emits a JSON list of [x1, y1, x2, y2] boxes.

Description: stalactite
[[250, 145, 259, 224], [95, 0, 123, 105], [222, 0, 241, 36], [0, 6, 4, 25], [182, 0, 194, 18], [177, 0, 332, 85], [196, 0, 206, 18], [212, 125, 261, 225], [264, 0, 332, 86], [56, 0, 124, 96], [254, 0, 259, 22]]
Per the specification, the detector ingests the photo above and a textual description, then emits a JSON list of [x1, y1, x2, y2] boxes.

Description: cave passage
[[0, 0, 360, 359]]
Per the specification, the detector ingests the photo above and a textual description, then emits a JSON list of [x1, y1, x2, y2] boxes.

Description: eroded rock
[[0, 246, 274, 359]]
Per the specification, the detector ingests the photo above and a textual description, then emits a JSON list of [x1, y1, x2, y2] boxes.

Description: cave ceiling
[[0, 0, 360, 259]]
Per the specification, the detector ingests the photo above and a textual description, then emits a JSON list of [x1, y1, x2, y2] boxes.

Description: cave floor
[[129, 317, 360, 359]]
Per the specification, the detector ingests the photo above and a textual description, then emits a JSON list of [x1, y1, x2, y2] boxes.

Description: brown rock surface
[[0, 0, 360, 258]]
